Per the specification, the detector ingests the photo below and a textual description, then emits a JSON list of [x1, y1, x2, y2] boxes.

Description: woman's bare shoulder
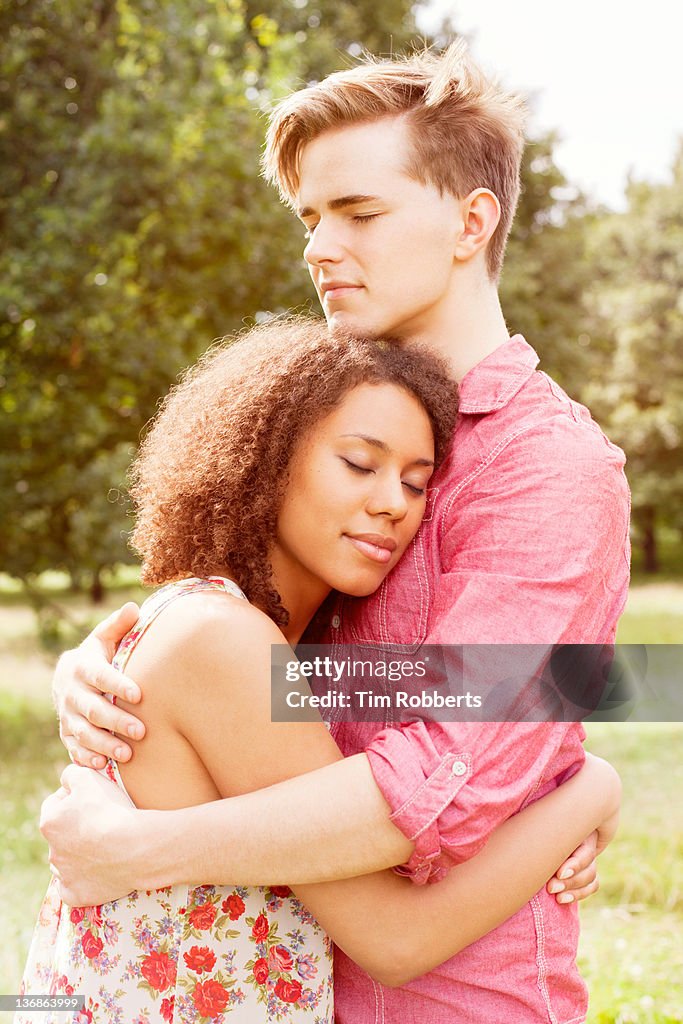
[[124, 584, 289, 698]]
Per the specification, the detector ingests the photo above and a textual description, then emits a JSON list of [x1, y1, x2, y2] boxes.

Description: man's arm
[[44, 748, 607, 912]]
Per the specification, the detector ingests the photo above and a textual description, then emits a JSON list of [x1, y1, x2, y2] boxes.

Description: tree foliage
[[1, 4, 680, 592], [0, 0, 421, 594], [583, 146, 683, 570]]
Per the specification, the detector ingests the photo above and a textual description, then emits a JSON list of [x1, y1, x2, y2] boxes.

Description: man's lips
[[320, 281, 362, 300], [344, 533, 397, 565]]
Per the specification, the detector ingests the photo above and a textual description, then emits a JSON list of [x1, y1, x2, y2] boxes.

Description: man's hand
[[53, 603, 145, 768], [40, 764, 141, 906]]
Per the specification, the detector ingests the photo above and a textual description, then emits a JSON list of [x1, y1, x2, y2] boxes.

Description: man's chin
[[326, 313, 405, 346]]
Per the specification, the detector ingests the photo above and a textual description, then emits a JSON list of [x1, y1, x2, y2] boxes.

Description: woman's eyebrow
[[340, 434, 434, 467]]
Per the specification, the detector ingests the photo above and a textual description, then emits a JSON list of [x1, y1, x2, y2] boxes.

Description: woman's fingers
[[551, 831, 597, 881], [552, 873, 600, 905], [547, 831, 600, 904]]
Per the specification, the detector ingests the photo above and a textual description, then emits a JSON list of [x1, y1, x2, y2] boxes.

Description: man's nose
[[304, 220, 343, 266]]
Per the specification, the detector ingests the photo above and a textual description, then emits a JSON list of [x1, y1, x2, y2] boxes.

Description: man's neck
[[405, 277, 510, 383]]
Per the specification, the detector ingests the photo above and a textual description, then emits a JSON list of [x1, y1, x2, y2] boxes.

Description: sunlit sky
[[418, 0, 683, 209]]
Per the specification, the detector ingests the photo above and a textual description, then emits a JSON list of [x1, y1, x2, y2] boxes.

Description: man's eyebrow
[[297, 194, 381, 218], [341, 434, 434, 467]]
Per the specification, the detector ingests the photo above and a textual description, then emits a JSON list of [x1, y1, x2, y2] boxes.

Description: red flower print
[[70, 907, 85, 924], [269, 886, 291, 898], [222, 894, 245, 920], [253, 957, 269, 984], [252, 913, 269, 942], [268, 944, 294, 973], [193, 979, 230, 1017], [160, 996, 175, 1023], [81, 930, 103, 960], [141, 950, 177, 991], [275, 978, 302, 1003], [189, 903, 217, 930], [183, 945, 217, 974], [85, 905, 103, 928]]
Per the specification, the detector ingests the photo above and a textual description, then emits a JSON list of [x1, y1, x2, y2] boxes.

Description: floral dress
[[17, 577, 334, 1024]]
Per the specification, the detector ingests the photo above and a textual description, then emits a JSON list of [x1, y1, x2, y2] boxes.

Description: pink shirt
[[325, 336, 631, 1023]]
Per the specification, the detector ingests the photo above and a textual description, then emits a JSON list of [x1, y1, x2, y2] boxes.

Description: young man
[[45, 42, 630, 1022]]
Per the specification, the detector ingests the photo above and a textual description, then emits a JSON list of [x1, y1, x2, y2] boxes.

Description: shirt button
[[331, 614, 341, 629], [451, 760, 467, 777]]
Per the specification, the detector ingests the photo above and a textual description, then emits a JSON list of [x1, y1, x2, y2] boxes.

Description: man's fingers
[[91, 602, 140, 656], [58, 762, 88, 790], [62, 715, 135, 763], [74, 655, 141, 705], [61, 738, 108, 770], [71, 686, 144, 741]]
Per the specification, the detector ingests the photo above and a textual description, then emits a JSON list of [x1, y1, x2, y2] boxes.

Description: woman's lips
[[344, 534, 396, 565]]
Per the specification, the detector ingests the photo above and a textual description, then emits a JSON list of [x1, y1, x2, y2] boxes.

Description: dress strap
[[112, 576, 247, 674]]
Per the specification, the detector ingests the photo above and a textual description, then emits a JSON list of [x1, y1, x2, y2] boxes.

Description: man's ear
[[454, 189, 501, 263]]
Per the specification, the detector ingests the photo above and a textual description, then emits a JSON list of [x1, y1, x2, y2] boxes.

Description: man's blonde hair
[[263, 40, 527, 280]]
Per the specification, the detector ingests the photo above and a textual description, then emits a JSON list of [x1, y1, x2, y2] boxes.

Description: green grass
[[0, 692, 65, 1020], [617, 583, 683, 644], [577, 724, 683, 1023], [0, 576, 682, 1021]]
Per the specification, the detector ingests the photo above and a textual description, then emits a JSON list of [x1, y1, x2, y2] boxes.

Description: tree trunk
[[90, 569, 104, 604], [641, 506, 658, 574]]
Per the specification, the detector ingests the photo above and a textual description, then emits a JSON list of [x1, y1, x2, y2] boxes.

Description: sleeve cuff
[[366, 726, 473, 885]]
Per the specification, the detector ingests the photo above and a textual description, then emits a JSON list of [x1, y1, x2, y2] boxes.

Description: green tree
[[501, 134, 610, 401], [0, 0, 422, 598], [582, 146, 683, 571]]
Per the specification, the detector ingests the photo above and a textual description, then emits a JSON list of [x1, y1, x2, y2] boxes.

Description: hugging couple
[[21, 41, 629, 1024]]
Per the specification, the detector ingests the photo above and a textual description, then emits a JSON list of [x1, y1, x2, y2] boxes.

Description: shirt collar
[[457, 335, 540, 415]]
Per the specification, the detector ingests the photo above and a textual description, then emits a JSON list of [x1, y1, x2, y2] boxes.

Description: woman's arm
[[292, 752, 620, 986]]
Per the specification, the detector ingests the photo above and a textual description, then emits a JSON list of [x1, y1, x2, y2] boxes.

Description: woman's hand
[[53, 603, 145, 768], [546, 752, 621, 904], [547, 831, 600, 903]]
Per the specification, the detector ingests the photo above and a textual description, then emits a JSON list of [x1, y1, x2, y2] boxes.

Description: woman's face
[[272, 382, 436, 612]]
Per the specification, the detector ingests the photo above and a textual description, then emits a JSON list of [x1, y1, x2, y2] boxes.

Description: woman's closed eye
[[341, 458, 427, 496], [341, 457, 373, 475]]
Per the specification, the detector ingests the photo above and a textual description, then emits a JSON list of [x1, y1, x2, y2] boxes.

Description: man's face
[[297, 117, 463, 342]]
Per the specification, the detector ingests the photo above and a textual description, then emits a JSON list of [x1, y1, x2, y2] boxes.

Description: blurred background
[[1, 1, 681, 1021]]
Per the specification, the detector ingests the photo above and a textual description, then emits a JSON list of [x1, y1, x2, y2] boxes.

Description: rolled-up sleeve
[[366, 719, 584, 883]]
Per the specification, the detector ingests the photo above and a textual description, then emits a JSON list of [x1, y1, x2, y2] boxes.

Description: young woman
[[18, 318, 620, 1024]]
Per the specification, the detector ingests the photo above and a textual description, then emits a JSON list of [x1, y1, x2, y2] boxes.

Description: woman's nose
[[366, 475, 409, 520]]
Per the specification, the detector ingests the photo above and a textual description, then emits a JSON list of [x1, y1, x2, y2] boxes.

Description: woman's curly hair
[[130, 316, 458, 625]]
